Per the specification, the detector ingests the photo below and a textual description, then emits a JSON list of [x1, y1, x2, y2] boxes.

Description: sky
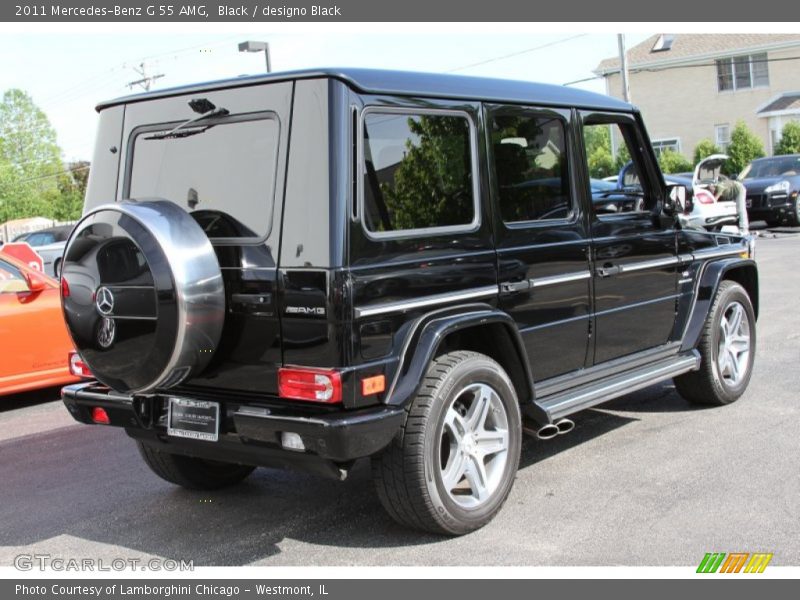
[[0, 29, 653, 162]]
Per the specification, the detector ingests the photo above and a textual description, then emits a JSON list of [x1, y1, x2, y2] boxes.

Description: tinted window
[[490, 113, 570, 222], [362, 111, 475, 235], [583, 120, 651, 215], [128, 116, 279, 239], [743, 156, 800, 179]]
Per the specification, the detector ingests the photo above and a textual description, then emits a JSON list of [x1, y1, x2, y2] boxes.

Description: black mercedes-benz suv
[[60, 69, 758, 535]]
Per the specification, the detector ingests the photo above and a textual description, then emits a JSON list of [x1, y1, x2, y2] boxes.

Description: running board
[[534, 351, 701, 422]]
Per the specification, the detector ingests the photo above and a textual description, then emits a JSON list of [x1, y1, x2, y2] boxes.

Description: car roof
[[96, 67, 634, 113]]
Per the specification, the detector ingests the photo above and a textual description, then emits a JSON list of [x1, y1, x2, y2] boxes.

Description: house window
[[651, 138, 680, 157], [716, 53, 769, 92], [715, 124, 731, 152]]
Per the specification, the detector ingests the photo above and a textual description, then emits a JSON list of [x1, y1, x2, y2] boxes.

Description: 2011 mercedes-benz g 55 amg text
[[61, 69, 758, 535]]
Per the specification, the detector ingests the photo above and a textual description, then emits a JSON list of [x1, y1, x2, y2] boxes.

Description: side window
[[0, 259, 26, 294], [583, 119, 653, 215], [361, 110, 477, 236], [490, 112, 571, 223]]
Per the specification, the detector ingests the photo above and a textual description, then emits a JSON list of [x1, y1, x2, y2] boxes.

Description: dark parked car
[[61, 68, 758, 535], [741, 154, 800, 226]]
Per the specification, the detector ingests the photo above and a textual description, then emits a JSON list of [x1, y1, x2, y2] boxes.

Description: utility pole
[[127, 62, 165, 92], [617, 34, 631, 103]]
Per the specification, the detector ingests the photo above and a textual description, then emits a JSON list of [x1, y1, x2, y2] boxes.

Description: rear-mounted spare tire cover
[[61, 199, 225, 394]]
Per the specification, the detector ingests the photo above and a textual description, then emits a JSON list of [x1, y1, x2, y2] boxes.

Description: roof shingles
[[596, 34, 800, 74]]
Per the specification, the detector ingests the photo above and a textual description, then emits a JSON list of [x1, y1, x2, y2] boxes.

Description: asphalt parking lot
[[1, 228, 798, 567]]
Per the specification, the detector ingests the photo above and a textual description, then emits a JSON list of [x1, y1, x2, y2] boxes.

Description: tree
[[658, 149, 693, 174], [0, 88, 77, 223], [725, 121, 765, 176], [775, 121, 800, 155], [693, 139, 721, 165]]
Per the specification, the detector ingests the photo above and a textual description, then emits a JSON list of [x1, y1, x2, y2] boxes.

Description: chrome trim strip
[[106, 315, 158, 321], [678, 253, 694, 264], [530, 271, 591, 288], [618, 256, 679, 273], [692, 247, 744, 261], [354, 285, 498, 319]]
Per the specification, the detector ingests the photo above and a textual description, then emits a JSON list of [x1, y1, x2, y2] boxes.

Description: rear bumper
[[61, 382, 406, 479]]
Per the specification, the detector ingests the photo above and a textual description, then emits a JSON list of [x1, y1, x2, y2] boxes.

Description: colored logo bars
[[697, 552, 773, 573]]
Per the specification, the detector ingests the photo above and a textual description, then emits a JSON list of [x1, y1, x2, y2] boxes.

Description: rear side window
[[490, 113, 571, 223], [361, 110, 478, 237], [127, 115, 279, 239]]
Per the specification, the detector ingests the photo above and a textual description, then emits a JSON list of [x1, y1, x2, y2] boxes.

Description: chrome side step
[[534, 351, 701, 422]]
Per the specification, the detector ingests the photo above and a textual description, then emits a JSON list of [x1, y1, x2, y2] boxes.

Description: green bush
[[775, 121, 800, 155], [658, 149, 693, 174], [588, 146, 616, 179], [726, 121, 765, 175], [693, 139, 722, 165]]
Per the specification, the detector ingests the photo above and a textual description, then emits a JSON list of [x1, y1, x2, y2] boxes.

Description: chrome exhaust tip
[[535, 424, 560, 440], [555, 418, 575, 435]]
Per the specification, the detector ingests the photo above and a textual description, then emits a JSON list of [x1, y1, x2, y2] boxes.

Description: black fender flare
[[680, 258, 758, 353], [384, 304, 545, 422]]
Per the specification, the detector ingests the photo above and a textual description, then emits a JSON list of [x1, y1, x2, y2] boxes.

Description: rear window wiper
[[145, 103, 229, 141]]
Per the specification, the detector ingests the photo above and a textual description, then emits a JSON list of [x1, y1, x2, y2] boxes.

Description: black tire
[[789, 196, 800, 227], [53, 258, 61, 279], [136, 442, 255, 490], [674, 281, 756, 406], [371, 351, 522, 535], [765, 217, 781, 228]]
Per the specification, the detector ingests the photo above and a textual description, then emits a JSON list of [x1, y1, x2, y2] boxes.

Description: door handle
[[595, 265, 622, 278]]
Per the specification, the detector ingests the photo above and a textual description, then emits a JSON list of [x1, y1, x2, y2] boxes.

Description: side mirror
[[24, 271, 47, 293]]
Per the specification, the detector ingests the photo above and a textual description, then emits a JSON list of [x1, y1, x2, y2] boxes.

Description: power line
[[448, 34, 588, 73], [16, 164, 90, 185]]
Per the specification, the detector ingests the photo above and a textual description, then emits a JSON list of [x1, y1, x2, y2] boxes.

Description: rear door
[[580, 112, 679, 364], [487, 104, 591, 381], [120, 83, 293, 395]]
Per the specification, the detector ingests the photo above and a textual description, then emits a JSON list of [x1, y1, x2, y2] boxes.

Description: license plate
[[167, 398, 219, 442]]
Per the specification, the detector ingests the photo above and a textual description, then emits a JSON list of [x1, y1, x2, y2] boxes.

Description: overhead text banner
[[0, 0, 791, 22]]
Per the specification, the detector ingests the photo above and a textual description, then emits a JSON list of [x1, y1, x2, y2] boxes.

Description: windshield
[[740, 155, 800, 180], [128, 116, 279, 239]]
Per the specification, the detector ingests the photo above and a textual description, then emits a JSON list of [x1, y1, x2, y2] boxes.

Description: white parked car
[[676, 154, 741, 231], [12, 225, 72, 277]]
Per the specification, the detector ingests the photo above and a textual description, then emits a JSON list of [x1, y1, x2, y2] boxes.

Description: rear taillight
[[69, 351, 92, 378], [60, 277, 70, 298], [278, 367, 342, 403], [695, 189, 715, 205]]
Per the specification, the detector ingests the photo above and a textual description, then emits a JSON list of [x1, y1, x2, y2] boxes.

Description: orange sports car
[[0, 253, 79, 395]]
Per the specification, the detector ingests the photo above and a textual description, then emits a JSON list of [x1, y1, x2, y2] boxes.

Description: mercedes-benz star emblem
[[95, 286, 114, 315]]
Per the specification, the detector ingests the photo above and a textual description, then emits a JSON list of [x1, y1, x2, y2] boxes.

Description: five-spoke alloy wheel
[[675, 280, 756, 405], [372, 351, 522, 535]]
